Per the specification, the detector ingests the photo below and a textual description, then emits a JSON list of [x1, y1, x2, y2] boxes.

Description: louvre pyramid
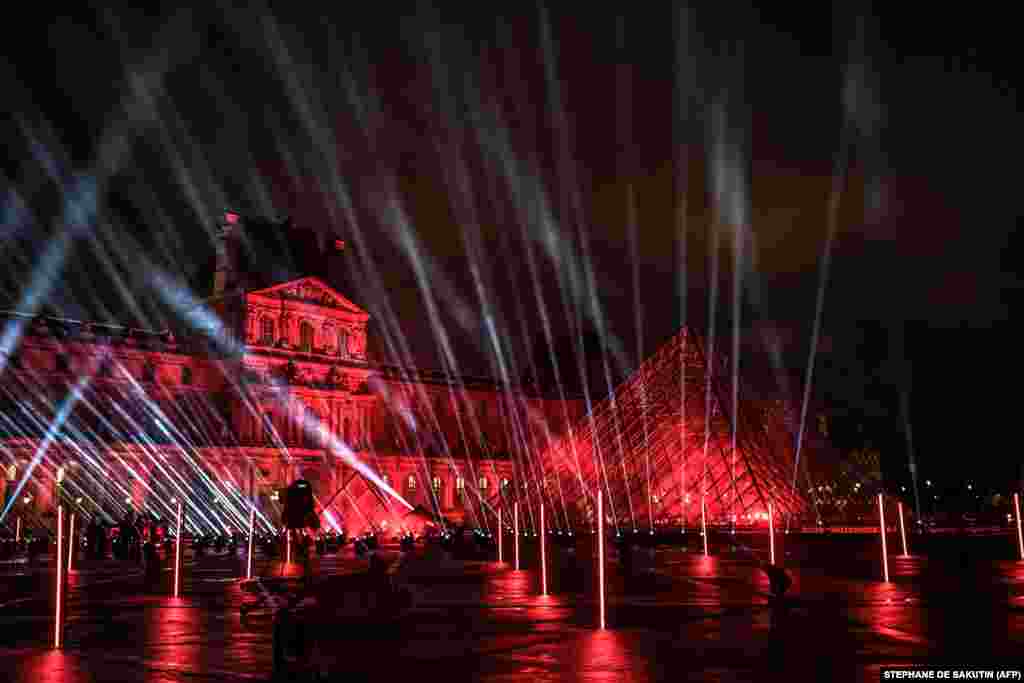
[[534, 328, 809, 531]]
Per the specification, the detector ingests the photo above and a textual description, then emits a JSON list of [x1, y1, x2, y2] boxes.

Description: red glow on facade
[[174, 500, 183, 598], [878, 493, 889, 582], [0, 273, 563, 538], [54, 505, 64, 649]]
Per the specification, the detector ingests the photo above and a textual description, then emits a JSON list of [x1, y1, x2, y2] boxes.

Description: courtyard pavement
[[1, 533, 1022, 682]]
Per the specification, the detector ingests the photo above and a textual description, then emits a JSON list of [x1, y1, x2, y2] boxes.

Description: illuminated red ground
[[1, 532, 1022, 681]]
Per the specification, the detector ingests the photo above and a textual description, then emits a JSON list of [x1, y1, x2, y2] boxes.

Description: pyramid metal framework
[[533, 328, 809, 532]]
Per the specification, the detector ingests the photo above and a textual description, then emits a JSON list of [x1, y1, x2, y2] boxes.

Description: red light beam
[[878, 493, 889, 582], [898, 501, 909, 557], [54, 505, 64, 649], [246, 505, 255, 580], [174, 500, 183, 598], [1015, 493, 1024, 561], [67, 512, 75, 573], [514, 502, 520, 571], [540, 504, 547, 596], [701, 495, 708, 556], [598, 491, 606, 629]]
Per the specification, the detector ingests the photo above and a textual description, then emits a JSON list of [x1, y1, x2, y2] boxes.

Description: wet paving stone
[[1, 536, 1022, 682]]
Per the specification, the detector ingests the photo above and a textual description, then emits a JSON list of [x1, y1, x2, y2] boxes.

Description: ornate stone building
[[0, 212, 584, 535]]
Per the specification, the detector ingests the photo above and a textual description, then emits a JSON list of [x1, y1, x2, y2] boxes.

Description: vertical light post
[[174, 500, 183, 598], [67, 512, 76, 572], [597, 490, 606, 629], [16, 516, 21, 544], [514, 502, 520, 570], [1015, 493, 1024, 561], [285, 530, 292, 565], [701, 495, 708, 556], [898, 501, 909, 557], [54, 505, 64, 649], [878, 493, 889, 582], [246, 505, 255, 580], [768, 503, 775, 566], [540, 504, 547, 596], [498, 507, 503, 563]]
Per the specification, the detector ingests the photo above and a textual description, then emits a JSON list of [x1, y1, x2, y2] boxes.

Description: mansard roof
[[247, 276, 369, 321]]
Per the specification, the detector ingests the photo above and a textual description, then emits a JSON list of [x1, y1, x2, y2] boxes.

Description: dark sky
[[1, 2, 1020, 486]]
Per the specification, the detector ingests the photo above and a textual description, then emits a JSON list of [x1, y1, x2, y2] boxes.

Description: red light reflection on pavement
[[576, 630, 648, 683]]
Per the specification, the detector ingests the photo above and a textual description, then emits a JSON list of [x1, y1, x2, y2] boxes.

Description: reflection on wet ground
[[1, 533, 1022, 681]]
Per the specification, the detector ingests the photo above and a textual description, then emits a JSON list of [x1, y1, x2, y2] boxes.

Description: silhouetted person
[[96, 522, 109, 560], [130, 520, 144, 564], [761, 563, 793, 672], [763, 564, 792, 599], [144, 539, 161, 588], [85, 518, 98, 560], [26, 533, 40, 563], [118, 514, 137, 561]]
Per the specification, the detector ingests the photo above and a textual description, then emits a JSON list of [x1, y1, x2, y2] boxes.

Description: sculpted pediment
[[248, 277, 368, 318]]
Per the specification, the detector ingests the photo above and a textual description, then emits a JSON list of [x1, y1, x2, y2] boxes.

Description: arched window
[[261, 318, 274, 345], [478, 476, 488, 491], [300, 321, 314, 352], [181, 366, 193, 385], [55, 354, 70, 373], [432, 476, 441, 492], [322, 323, 334, 351], [337, 329, 349, 358], [407, 474, 417, 491]]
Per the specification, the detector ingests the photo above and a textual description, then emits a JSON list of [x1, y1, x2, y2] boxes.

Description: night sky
[[1, 3, 1020, 489]]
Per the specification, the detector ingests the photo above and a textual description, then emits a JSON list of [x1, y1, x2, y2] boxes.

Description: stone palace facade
[[0, 212, 585, 535]]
